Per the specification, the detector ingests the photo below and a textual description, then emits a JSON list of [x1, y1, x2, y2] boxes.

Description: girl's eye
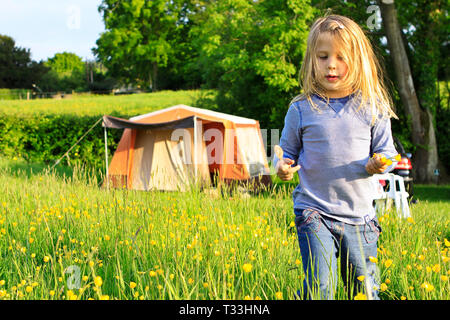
[[338, 56, 344, 61], [319, 56, 327, 60]]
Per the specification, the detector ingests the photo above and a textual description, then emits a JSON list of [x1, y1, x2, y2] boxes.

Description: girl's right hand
[[276, 158, 301, 181]]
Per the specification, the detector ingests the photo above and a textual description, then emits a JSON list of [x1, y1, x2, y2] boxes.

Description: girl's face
[[315, 33, 352, 98]]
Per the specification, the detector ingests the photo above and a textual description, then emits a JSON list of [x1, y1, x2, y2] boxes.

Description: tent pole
[[193, 116, 198, 184], [104, 124, 109, 189]]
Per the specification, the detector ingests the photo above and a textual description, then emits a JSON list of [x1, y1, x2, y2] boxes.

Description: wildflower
[[432, 264, 441, 273], [295, 259, 301, 266], [149, 271, 157, 277], [0, 280, 5, 286], [100, 295, 109, 300], [369, 256, 378, 264], [188, 278, 194, 285], [49, 290, 55, 296], [401, 296, 406, 300], [242, 263, 253, 273], [275, 292, 283, 300], [418, 255, 425, 261], [420, 282, 434, 292], [203, 283, 209, 288], [357, 275, 365, 282], [354, 292, 367, 300], [380, 283, 388, 292], [130, 282, 137, 289], [384, 259, 393, 268], [94, 276, 103, 287], [444, 238, 450, 247], [43, 256, 50, 263], [25, 286, 33, 293], [441, 275, 448, 282]]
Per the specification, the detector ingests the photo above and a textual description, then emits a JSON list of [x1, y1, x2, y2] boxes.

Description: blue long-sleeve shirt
[[274, 93, 398, 225]]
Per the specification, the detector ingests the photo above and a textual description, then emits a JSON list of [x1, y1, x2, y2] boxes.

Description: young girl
[[275, 14, 398, 300]]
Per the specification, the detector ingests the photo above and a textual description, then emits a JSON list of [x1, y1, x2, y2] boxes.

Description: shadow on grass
[[414, 184, 450, 203], [1, 158, 74, 179]]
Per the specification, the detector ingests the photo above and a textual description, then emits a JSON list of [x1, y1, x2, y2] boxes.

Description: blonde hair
[[293, 14, 397, 120]]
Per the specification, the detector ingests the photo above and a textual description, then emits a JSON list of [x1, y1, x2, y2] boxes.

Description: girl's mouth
[[326, 75, 339, 82]]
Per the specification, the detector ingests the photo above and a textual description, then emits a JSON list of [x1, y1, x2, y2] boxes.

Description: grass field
[[0, 90, 216, 117], [0, 91, 448, 300], [0, 157, 448, 300]]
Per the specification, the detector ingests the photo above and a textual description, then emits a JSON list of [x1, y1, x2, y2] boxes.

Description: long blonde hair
[[293, 14, 397, 120]]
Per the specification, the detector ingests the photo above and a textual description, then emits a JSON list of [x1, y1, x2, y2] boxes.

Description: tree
[[94, 0, 194, 91], [378, 0, 443, 183], [0, 34, 48, 88], [191, 0, 316, 128], [38, 52, 87, 92]]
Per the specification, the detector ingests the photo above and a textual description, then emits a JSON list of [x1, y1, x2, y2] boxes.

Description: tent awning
[[102, 115, 196, 130]]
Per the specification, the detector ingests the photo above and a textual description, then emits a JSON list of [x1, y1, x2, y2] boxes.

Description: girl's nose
[[327, 57, 337, 70], [328, 60, 336, 70]]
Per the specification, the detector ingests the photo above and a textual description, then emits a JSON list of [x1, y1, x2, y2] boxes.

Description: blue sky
[[0, 0, 105, 62]]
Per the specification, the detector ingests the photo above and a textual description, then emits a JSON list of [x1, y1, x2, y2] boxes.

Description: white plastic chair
[[373, 173, 411, 218]]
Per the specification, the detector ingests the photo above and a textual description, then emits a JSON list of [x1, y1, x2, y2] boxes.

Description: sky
[[0, 0, 105, 62]]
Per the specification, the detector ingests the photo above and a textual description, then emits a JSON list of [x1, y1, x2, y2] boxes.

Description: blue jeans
[[294, 208, 381, 300]]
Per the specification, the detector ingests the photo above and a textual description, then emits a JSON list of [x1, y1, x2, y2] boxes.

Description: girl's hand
[[276, 158, 301, 181], [365, 153, 389, 175], [274, 145, 300, 181]]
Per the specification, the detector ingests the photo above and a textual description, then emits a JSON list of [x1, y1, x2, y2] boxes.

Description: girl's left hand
[[365, 153, 389, 175]]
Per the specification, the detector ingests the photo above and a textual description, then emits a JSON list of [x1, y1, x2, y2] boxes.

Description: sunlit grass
[[0, 157, 448, 300], [0, 90, 215, 117]]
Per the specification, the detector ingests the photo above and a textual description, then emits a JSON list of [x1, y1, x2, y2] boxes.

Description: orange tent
[[102, 105, 271, 191]]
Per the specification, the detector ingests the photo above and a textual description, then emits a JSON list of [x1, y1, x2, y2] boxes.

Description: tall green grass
[[0, 157, 448, 300]]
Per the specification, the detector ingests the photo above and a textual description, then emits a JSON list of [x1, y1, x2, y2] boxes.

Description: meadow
[[0, 90, 215, 117], [0, 156, 448, 301], [0, 92, 448, 300]]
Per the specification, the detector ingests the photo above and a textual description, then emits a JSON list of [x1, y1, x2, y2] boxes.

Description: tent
[[102, 105, 271, 191]]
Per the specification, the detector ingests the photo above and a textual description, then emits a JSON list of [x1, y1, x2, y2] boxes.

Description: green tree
[[191, 0, 316, 129], [0, 34, 48, 89], [38, 52, 87, 92], [94, 0, 195, 91]]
